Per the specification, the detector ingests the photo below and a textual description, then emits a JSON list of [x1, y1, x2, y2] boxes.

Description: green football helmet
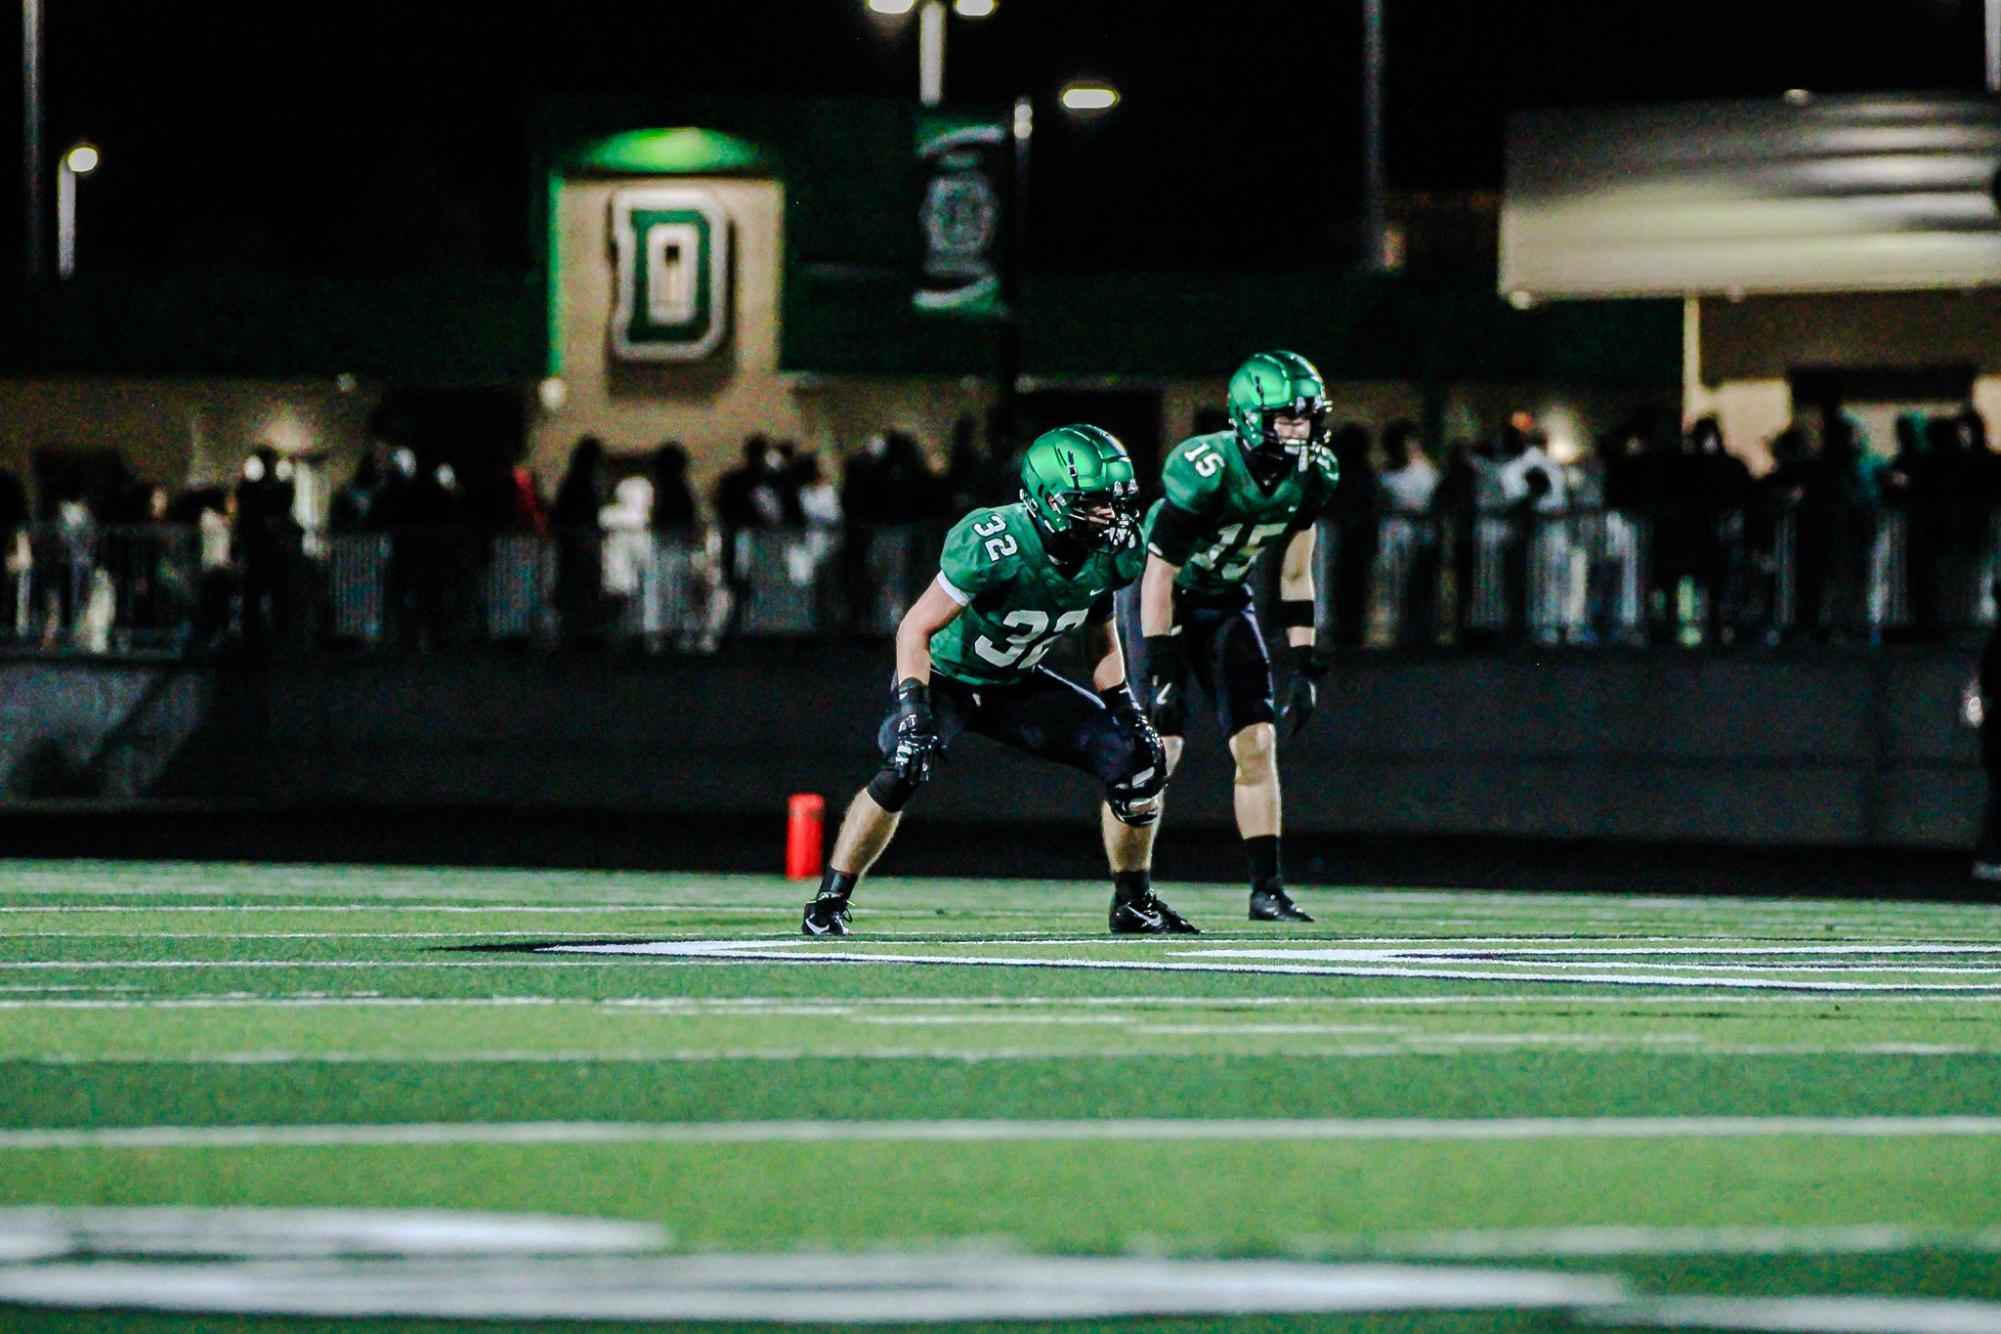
[[1228, 349, 1331, 472], [1019, 424, 1140, 551]]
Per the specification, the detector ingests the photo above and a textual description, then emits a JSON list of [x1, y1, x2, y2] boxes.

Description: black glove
[[1142, 633, 1186, 737], [1278, 644, 1327, 737], [888, 677, 940, 784], [1100, 681, 1166, 825], [1100, 682, 1166, 787]]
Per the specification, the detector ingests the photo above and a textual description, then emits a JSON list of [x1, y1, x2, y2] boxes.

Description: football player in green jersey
[[804, 424, 1197, 937], [1139, 350, 1340, 923]]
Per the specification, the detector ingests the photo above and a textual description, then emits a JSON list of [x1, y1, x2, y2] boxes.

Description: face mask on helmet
[[1249, 398, 1329, 466], [1044, 477, 1139, 550]]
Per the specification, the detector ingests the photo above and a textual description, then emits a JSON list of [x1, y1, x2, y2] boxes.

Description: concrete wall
[[0, 377, 379, 496], [1692, 289, 2001, 470], [11, 648, 1962, 850]]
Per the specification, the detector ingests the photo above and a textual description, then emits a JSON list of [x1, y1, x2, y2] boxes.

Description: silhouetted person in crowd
[[1801, 412, 1887, 641], [1328, 423, 1379, 649], [1686, 415, 1752, 643], [715, 436, 796, 531], [1975, 578, 2001, 881], [1378, 421, 1440, 645], [234, 445, 303, 649], [648, 442, 698, 535], [1432, 441, 1479, 643], [1890, 412, 1952, 635], [552, 435, 610, 643], [0, 467, 26, 642], [330, 452, 384, 536]]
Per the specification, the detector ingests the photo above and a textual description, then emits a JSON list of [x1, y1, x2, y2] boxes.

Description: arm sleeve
[[1086, 591, 1117, 624], [1147, 500, 1212, 565]]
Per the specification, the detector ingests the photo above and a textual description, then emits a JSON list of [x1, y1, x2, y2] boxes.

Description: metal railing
[[7, 505, 1999, 659]]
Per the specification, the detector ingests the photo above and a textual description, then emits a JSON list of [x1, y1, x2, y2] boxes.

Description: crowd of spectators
[[5, 401, 1998, 658], [1334, 403, 2001, 647]]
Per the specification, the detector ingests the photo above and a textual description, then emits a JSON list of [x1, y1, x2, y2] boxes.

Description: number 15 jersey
[[1142, 431, 1340, 597], [930, 502, 1146, 688]]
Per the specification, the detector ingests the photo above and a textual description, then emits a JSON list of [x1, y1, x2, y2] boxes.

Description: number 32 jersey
[[1143, 431, 1340, 596], [931, 502, 1146, 688]]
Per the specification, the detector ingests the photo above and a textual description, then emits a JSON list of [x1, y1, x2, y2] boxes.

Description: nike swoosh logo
[[1126, 910, 1163, 929], [804, 920, 835, 936]]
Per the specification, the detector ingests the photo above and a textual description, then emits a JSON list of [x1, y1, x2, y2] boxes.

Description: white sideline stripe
[[5, 1116, 2001, 1152], [1597, 1295, 2001, 1333], [540, 943, 2001, 992], [0, 1253, 1625, 1323]]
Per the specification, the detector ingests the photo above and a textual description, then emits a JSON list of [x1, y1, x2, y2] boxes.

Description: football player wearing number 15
[[1140, 350, 1340, 924], [803, 424, 1198, 937]]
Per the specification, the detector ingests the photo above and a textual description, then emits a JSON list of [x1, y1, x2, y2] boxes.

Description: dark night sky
[[7, 0, 1990, 275]]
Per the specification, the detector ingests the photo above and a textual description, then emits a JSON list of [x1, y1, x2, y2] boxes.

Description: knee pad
[[867, 765, 925, 813], [1106, 789, 1160, 827], [1106, 762, 1165, 827]]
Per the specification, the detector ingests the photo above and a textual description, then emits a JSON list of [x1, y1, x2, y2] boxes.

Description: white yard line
[[6, 1115, 2001, 1151], [11, 1041, 1990, 1066], [1597, 1295, 2001, 1333]]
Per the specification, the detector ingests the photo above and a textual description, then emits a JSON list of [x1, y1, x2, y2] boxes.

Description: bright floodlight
[[953, 0, 997, 15], [1060, 83, 1119, 112], [868, 0, 917, 12], [65, 144, 99, 175]]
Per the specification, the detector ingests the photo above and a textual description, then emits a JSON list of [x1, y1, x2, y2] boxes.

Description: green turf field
[[2, 862, 2001, 1332]]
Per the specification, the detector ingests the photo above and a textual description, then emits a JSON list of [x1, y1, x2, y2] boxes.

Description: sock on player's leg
[[818, 868, 858, 903], [1112, 869, 1152, 906], [1245, 834, 1282, 894]]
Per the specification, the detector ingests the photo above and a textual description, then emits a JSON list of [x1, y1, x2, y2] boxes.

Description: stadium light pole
[[868, 0, 995, 107], [1361, 0, 1389, 271], [22, 0, 45, 277], [56, 142, 98, 280]]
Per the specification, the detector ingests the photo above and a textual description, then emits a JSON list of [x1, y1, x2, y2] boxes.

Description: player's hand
[[1279, 645, 1327, 737], [889, 677, 940, 783], [1142, 633, 1186, 737]]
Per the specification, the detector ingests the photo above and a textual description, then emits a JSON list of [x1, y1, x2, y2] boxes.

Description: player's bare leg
[[829, 789, 901, 880], [1102, 798, 1158, 873], [1231, 722, 1280, 838], [1231, 721, 1311, 922], [804, 789, 902, 936]]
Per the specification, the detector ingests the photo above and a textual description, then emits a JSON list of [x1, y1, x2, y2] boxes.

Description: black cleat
[[1110, 893, 1201, 935], [1249, 887, 1314, 923], [801, 898, 852, 936]]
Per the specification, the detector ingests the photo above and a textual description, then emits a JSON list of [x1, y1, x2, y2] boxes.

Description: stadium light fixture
[[1783, 88, 1813, 106], [868, 0, 917, 12], [55, 140, 96, 279], [1059, 83, 1119, 112], [953, 0, 996, 15]]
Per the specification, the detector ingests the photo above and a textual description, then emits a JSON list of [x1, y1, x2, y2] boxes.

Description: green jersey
[[929, 501, 1146, 688], [1143, 430, 1340, 595]]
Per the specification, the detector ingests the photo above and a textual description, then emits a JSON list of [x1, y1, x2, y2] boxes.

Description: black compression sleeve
[[1086, 592, 1116, 624], [1147, 501, 1210, 565]]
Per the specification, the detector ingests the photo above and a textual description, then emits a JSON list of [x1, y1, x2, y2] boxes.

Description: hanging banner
[[915, 114, 1007, 318]]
